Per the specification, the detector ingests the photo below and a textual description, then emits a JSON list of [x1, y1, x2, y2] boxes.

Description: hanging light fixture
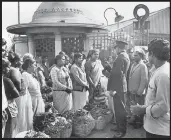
[[104, 7, 124, 26], [114, 12, 124, 22]]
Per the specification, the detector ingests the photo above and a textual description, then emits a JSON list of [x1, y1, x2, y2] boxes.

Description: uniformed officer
[[107, 40, 130, 138]]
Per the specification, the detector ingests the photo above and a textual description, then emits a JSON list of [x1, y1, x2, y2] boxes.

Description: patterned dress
[[85, 59, 104, 101], [50, 66, 73, 114]]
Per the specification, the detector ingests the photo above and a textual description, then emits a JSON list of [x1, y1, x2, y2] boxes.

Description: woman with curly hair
[[22, 57, 45, 115], [50, 54, 73, 114]]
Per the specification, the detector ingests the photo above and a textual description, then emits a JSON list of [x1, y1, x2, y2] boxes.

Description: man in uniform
[[107, 40, 130, 138]]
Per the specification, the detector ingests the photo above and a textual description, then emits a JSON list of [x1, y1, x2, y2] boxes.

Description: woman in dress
[[22, 57, 45, 115], [70, 53, 89, 111], [2, 59, 20, 138], [7, 52, 34, 137], [50, 54, 73, 114], [85, 49, 104, 102]]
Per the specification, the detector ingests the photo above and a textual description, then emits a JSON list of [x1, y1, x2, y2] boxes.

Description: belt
[[53, 90, 65, 91], [74, 90, 83, 92]]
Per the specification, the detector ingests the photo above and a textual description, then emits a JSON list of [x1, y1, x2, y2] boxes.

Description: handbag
[[7, 100, 18, 118]]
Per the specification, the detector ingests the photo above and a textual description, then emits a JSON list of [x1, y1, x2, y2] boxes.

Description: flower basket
[[60, 125, 72, 138], [105, 112, 113, 123], [44, 123, 61, 138], [73, 114, 95, 137], [95, 116, 107, 130], [46, 131, 60, 138]]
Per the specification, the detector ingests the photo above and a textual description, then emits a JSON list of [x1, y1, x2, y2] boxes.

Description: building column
[[83, 34, 90, 56], [27, 35, 35, 57], [55, 34, 62, 56]]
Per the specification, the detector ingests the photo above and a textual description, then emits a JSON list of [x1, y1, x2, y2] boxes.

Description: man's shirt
[[144, 62, 170, 136]]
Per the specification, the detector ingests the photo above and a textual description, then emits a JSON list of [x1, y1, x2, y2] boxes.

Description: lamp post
[[104, 7, 124, 26], [18, 2, 20, 24], [104, 8, 124, 55]]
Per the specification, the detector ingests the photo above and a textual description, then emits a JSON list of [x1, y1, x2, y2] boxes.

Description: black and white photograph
[[2, 1, 170, 138]]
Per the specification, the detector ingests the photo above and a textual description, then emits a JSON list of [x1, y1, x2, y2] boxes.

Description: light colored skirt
[[72, 89, 89, 111], [13, 92, 33, 137], [53, 91, 72, 114], [31, 95, 45, 115]]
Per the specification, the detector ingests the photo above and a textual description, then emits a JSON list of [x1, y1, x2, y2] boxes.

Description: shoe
[[112, 131, 126, 138]]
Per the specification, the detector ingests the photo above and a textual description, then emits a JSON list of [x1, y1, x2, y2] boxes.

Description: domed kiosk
[[7, 2, 106, 65]]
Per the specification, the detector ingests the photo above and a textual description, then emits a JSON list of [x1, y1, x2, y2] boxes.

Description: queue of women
[[2, 38, 107, 138]]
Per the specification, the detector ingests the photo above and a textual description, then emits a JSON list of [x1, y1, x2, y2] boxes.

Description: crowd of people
[[2, 37, 170, 138]]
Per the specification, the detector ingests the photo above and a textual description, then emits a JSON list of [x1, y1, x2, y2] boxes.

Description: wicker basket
[[44, 123, 61, 138], [104, 112, 113, 124], [95, 117, 107, 130], [73, 114, 95, 137], [60, 125, 72, 138], [48, 132, 60, 138]]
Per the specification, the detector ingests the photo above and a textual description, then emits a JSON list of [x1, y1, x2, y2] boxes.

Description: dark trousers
[[113, 92, 127, 133], [125, 92, 144, 123], [146, 131, 170, 138]]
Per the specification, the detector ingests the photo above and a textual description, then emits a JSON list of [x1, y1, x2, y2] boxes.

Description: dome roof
[[7, 2, 106, 35], [31, 2, 101, 25]]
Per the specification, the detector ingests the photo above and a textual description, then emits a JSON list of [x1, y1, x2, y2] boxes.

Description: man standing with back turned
[[107, 40, 130, 138]]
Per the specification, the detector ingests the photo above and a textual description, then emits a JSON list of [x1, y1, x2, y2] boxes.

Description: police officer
[[107, 40, 130, 138]]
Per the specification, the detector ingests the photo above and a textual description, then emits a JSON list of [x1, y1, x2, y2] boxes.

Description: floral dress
[[50, 66, 72, 114]]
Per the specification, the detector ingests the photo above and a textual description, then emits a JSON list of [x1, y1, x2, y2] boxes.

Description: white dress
[[14, 75, 33, 137], [22, 72, 45, 115]]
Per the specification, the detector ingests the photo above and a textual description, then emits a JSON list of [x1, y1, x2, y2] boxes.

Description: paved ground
[[72, 123, 146, 138]]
